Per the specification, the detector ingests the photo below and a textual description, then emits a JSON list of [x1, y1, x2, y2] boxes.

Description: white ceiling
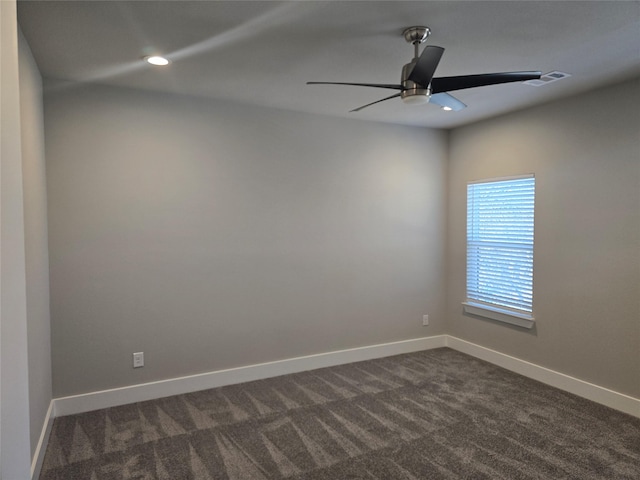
[[17, 1, 640, 129]]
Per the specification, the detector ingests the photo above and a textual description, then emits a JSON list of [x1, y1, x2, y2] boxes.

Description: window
[[463, 175, 535, 328]]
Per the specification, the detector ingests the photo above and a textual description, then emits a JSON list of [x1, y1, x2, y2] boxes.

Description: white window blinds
[[466, 176, 535, 315]]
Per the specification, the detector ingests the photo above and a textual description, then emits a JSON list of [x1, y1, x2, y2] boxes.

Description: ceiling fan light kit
[[307, 26, 541, 113]]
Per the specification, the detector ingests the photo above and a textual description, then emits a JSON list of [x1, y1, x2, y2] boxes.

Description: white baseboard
[[31, 400, 55, 480], [52, 333, 639, 419], [446, 336, 640, 418], [54, 335, 447, 417]]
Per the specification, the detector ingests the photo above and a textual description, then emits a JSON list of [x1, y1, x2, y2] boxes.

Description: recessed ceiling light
[[145, 55, 170, 66], [442, 106, 453, 111]]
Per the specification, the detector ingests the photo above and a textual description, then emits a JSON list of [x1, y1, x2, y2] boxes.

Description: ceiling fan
[[307, 26, 541, 112]]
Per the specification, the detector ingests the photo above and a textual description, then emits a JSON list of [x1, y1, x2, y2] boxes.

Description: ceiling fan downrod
[[403, 26, 431, 58]]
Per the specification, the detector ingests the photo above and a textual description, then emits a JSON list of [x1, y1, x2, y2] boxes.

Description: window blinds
[[466, 176, 535, 314]]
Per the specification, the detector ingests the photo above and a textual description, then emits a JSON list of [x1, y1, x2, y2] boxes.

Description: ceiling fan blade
[[429, 93, 466, 111], [408, 46, 445, 87], [431, 71, 541, 93], [307, 82, 403, 91], [350, 93, 402, 112]]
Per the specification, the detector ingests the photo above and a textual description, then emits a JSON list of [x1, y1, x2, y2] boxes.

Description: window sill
[[462, 302, 535, 329]]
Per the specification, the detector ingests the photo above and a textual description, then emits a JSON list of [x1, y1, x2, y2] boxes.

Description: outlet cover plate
[[133, 352, 144, 368]]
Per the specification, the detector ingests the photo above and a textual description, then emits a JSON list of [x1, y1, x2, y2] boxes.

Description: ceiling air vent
[[524, 71, 571, 87]]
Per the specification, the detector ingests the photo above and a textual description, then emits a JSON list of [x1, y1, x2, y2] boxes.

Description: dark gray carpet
[[40, 348, 640, 479]]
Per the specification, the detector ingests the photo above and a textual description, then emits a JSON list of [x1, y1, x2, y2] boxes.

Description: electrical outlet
[[422, 315, 429, 326], [133, 352, 144, 368]]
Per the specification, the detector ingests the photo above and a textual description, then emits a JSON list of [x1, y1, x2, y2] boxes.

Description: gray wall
[[44, 84, 447, 398], [447, 77, 640, 398], [1, 1, 33, 477], [19, 28, 52, 458]]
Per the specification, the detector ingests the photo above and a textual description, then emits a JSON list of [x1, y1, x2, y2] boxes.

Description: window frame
[[462, 174, 536, 329]]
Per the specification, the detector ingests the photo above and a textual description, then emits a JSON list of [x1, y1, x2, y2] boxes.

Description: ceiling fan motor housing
[[401, 59, 431, 104]]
